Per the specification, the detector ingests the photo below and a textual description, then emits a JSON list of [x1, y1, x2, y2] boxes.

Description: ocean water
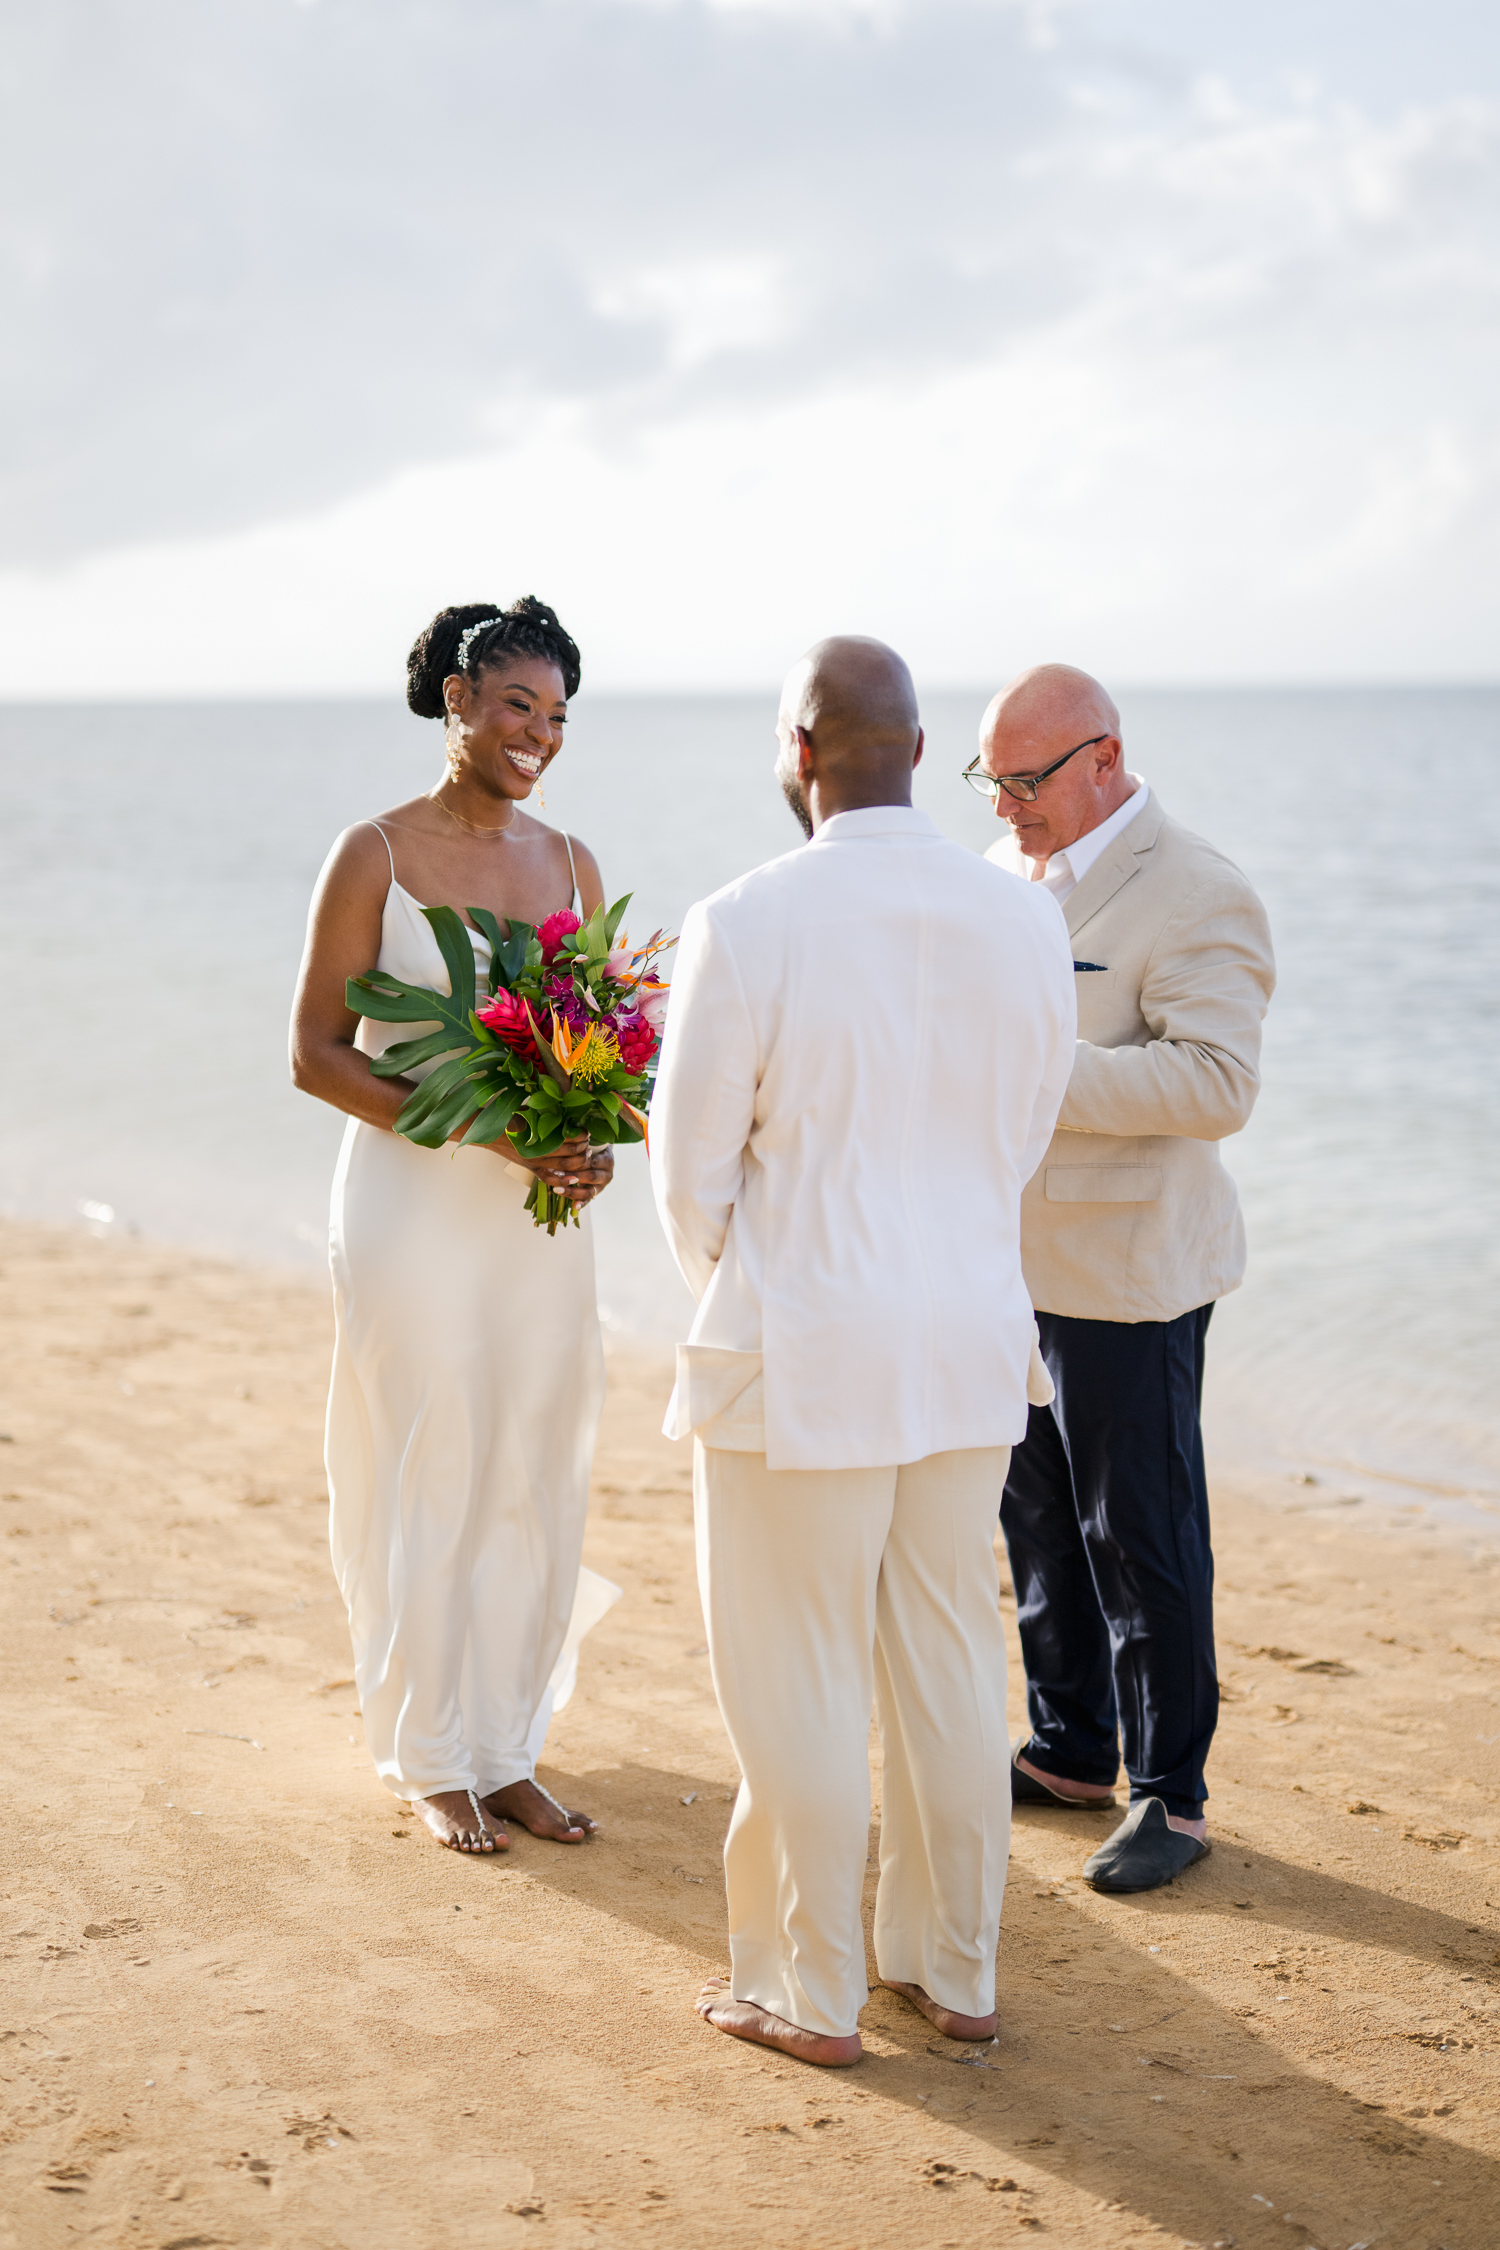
[[1, 688, 1496, 1523]]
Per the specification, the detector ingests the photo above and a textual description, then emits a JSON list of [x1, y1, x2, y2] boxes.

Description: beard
[[779, 768, 813, 839]]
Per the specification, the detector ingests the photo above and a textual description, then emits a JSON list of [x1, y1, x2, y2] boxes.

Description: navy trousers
[[999, 1305, 1217, 1820]]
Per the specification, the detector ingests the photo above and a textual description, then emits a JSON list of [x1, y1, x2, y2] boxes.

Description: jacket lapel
[[1064, 796, 1166, 939]]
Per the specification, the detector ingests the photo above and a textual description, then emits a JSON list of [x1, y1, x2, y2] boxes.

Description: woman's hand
[[491, 1131, 615, 1208]]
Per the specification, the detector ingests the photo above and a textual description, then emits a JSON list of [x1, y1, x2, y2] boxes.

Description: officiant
[[968, 664, 1275, 1895]]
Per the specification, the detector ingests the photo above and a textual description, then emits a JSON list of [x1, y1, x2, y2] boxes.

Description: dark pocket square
[[1073, 960, 1108, 972]]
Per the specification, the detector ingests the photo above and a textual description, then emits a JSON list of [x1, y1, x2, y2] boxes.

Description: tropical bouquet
[[347, 898, 673, 1233]]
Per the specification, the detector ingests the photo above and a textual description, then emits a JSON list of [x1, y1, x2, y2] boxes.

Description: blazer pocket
[[1044, 1166, 1163, 1203]]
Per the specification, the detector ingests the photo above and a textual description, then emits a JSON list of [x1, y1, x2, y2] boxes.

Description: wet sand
[[1, 1215, 1497, 2249]]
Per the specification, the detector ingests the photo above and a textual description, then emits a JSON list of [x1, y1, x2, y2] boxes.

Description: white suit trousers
[[694, 1441, 1012, 2040]]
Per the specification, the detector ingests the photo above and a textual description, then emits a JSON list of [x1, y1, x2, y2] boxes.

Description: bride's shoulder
[[327, 798, 430, 855], [369, 791, 439, 827], [550, 820, 599, 868], [509, 809, 600, 872], [544, 822, 603, 906], [320, 807, 417, 890]]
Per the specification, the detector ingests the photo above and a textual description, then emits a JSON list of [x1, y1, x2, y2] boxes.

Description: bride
[[290, 597, 615, 1855]]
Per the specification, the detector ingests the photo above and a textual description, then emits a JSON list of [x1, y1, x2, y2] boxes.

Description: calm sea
[[2, 689, 1496, 1528]]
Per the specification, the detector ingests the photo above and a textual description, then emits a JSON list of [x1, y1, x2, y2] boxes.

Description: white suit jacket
[[650, 806, 1077, 1472]]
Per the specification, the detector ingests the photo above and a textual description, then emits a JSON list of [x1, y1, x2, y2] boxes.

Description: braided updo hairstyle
[[405, 596, 583, 718]]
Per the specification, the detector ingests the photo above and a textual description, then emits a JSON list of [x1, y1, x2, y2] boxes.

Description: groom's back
[[654, 806, 1075, 1472]]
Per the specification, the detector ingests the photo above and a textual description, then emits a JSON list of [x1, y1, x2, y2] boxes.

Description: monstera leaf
[[346, 904, 513, 1148], [347, 903, 476, 1046]]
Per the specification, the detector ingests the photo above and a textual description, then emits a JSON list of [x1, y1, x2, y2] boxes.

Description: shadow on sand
[[496, 1762, 1498, 2250]]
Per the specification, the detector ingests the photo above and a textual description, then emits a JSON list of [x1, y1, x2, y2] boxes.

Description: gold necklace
[[428, 788, 517, 839]]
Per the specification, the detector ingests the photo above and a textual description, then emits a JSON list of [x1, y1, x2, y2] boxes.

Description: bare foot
[[1015, 1749, 1117, 1804], [879, 1978, 997, 2042], [694, 1977, 862, 2068], [482, 1779, 595, 1843], [1166, 1812, 1208, 1842], [413, 1790, 508, 1854]]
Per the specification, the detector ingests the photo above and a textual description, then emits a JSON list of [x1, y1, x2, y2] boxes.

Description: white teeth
[[506, 749, 543, 777]]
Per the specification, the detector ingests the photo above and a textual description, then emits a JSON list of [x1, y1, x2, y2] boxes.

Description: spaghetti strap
[[562, 829, 579, 908], [365, 821, 397, 885]]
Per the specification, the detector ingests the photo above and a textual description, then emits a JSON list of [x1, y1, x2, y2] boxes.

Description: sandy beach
[[1, 1214, 1497, 2250]]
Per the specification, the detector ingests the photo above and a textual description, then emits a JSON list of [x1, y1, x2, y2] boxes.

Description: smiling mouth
[[505, 748, 545, 780]]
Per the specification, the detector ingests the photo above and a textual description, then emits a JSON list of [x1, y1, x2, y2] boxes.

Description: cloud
[[2, 0, 1065, 560], [9, 0, 1493, 574], [2, 0, 1497, 693]]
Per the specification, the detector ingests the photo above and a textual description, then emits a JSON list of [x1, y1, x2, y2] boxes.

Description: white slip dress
[[325, 823, 614, 1802]]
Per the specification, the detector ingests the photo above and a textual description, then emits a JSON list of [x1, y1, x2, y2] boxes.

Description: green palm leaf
[[367, 1027, 466, 1080], [391, 1053, 480, 1138], [346, 972, 458, 1027], [421, 905, 478, 1018], [466, 908, 533, 991], [457, 1091, 521, 1147]]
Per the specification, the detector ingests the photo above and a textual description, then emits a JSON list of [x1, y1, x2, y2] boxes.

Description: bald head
[[977, 661, 1133, 865], [979, 663, 1120, 761], [783, 636, 920, 756], [775, 636, 924, 836]]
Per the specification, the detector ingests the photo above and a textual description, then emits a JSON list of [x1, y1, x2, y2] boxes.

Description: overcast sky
[[3, 0, 1497, 694]]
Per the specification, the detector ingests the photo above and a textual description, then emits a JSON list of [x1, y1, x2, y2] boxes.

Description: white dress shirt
[[986, 779, 1150, 904], [650, 805, 1077, 1473]]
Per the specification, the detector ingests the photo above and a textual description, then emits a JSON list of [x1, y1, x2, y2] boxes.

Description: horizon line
[[3, 676, 1499, 710]]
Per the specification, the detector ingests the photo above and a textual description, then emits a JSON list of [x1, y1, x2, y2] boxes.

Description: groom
[[651, 637, 1076, 2066]]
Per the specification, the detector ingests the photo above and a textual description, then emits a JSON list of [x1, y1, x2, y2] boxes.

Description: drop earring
[[536, 778, 547, 810], [444, 707, 464, 781]]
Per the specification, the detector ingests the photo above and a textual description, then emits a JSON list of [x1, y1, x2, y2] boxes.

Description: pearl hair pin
[[457, 618, 503, 671]]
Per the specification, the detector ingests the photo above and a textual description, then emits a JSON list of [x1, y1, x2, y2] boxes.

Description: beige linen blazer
[[996, 795, 1275, 1323]]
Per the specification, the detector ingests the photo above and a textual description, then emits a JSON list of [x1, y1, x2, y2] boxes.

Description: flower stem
[[524, 1178, 577, 1234]]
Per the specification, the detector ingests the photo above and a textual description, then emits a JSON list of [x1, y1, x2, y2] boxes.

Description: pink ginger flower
[[537, 909, 581, 964], [476, 988, 541, 1057]]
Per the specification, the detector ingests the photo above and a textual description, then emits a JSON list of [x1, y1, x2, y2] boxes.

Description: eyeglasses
[[961, 736, 1107, 804]]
